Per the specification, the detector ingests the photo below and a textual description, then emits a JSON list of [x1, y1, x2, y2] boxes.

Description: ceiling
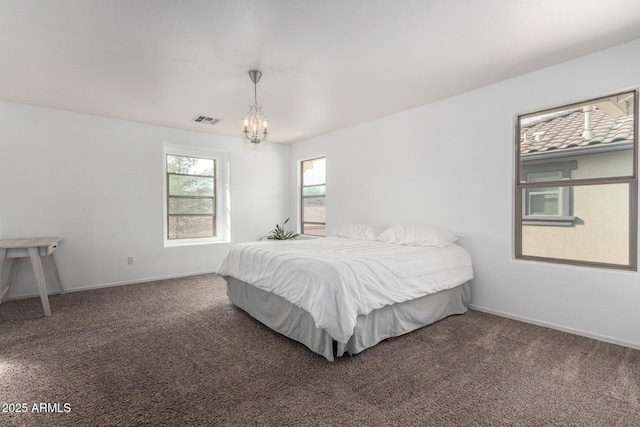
[[1, 0, 640, 144]]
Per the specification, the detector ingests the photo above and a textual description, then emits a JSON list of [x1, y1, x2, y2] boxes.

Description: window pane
[[520, 92, 634, 181], [168, 215, 215, 239], [302, 158, 326, 186], [169, 197, 214, 215], [169, 175, 214, 197], [521, 183, 629, 265], [167, 155, 214, 176], [303, 196, 325, 208], [302, 185, 326, 197], [303, 223, 326, 236], [303, 197, 326, 223], [529, 193, 559, 215]]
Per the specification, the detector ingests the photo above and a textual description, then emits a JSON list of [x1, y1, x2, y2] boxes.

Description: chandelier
[[241, 70, 269, 147]]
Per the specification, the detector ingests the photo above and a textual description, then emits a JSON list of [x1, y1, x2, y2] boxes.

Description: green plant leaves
[[261, 218, 300, 240]]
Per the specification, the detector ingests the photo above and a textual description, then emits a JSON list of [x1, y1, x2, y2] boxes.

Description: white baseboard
[[3, 270, 218, 301], [468, 304, 640, 351]]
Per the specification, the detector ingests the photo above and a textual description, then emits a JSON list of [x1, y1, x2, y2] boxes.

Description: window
[[527, 171, 562, 216], [164, 145, 229, 245], [167, 154, 215, 239], [515, 90, 638, 270], [521, 161, 577, 226], [301, 156, 326, 236]]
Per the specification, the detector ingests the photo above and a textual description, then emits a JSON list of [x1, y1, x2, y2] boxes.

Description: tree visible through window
[[301, 157, 326, 236], [515, 90, 637, 270], [166, 154, 216, 239]]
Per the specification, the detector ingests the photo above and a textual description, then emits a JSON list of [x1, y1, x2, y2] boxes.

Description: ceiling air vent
[[193, 115, 221, 125]]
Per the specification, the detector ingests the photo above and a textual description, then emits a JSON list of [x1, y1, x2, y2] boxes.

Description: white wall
[[0, 101, 289, 297], [290, 38, 640, 349]]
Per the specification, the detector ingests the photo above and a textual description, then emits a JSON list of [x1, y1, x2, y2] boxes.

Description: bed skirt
[[225, 276, 471, 361]]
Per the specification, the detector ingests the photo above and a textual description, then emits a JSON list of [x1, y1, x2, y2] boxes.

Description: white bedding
[[216, 237, 473, 344]]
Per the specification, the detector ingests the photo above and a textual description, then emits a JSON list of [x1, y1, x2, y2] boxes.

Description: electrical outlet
[[127, 256, 135, 265]]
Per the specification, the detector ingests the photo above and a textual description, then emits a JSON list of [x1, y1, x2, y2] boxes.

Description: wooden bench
[[0, 237, 64, 316]]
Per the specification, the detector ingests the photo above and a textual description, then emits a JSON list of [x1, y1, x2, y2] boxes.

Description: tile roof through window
[[520, 107, 634, 155], [303, 205, 326, 224]]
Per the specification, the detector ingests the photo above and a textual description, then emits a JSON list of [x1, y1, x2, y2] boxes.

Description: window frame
[[300, 156, 326, 237], [166, 154, 216, 240], [163, 144, 230, 246], [514, 90, 638, 270]]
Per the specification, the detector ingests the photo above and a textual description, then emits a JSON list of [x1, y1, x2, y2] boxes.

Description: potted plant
[[261, 218, 300, 240]]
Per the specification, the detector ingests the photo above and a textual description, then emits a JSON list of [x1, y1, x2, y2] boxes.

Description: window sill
[[298, 235, 325, 240], [522, 215, 576, 227], [164, 238, 230, 248]]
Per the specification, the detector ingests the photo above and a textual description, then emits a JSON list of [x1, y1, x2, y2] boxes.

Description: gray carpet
[[1, 274, 639, 426]]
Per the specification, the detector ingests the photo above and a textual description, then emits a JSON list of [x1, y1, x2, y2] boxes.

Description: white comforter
[[216, 237, 473, 344]]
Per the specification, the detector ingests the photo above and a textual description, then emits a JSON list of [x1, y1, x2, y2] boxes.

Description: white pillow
[[377, 225, 459, 248], [332, 223, 389, 241]]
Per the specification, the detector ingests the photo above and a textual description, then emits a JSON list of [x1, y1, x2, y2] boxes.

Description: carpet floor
[[1, 274, 639, 426]]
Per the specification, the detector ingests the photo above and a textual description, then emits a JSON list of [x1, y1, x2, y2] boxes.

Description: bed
[[216, 224, 474, 361]]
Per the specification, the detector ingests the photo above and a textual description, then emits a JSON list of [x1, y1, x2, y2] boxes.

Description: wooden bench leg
[[1, 258, 22, 303], [28, 247, 51, 317]]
